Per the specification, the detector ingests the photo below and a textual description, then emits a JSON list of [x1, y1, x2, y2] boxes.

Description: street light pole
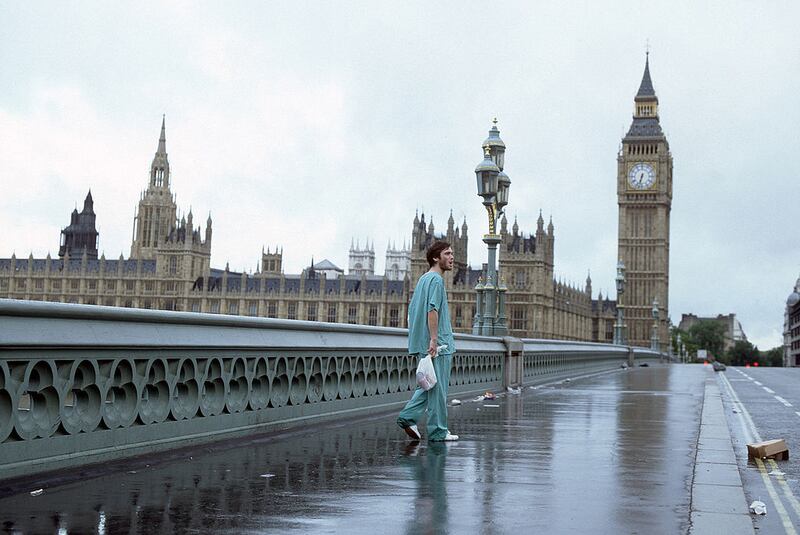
[[651, 297, 660, 351], [613, 260, 626, 345], [472, 119, 510, 336]]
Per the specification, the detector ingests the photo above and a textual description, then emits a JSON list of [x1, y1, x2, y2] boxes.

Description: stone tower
[[348, 239, 375, 276], [617, 54, 673, 348], [385, 240, 410, 281], [130, 116, 179, 260], [59, 190, 99, 259]]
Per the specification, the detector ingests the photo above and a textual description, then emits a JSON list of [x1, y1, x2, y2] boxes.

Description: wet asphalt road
[[0, 364, 707, 534], [719, 366, 800, 534]]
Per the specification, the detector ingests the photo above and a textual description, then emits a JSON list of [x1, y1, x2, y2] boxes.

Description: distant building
[[678, 313, 747, 352], [784, 275, 800, 367], [5, 69, 680, 345], [59, 191, 99, 259], [348, 240, 374, 277], [384, 241, 410, 281]]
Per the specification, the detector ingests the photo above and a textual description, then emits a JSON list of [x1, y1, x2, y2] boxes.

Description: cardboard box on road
[[747, 439, 789, 460]]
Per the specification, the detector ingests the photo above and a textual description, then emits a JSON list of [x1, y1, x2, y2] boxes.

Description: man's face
[[436, 247, 455, 271]]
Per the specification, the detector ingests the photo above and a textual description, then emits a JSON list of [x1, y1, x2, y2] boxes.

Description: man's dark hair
[[426, 241, 452, 267]]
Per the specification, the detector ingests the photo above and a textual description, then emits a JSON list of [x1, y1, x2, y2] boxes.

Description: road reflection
[[0, 366, 705, 534]]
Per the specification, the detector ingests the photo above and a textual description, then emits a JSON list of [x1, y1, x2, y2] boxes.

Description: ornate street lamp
[[651, 297, 660, 351], [613, 260, 627, 345], [472, 119, 510, 336]]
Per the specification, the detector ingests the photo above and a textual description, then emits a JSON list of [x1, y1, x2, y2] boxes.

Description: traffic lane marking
[[768, 458, 800, 519], [764, 387, 776, 394], [720, 373, 799, 533], [775, 396, 793, 407], [755, 458, 798, 534]]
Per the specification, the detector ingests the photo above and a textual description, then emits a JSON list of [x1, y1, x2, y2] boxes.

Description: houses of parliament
[[0, 57, 671, 347]]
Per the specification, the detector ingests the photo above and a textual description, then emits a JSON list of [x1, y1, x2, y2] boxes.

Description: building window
[[143, 300, 152, 309], [209, 300, 220, 314], [169, 256, 177, 275], [368, 305, 378, 326], [249, 302, 258, 316], [511, 307, 526, 332], [126, 280, 135, 292], [455, 305, 462, 328], [327, 304, 337, 323], [228, 301, 239, 315], [348, 305, 357, 324], [267, 301, 277, 318], [16, 279, 26, 290], [144, 281, 154, 293], [88, 280, 97, 290], [70, 280, 79, 290], [307, 303, 317, 322], [51, 280, 61, 291], [34, 279, 44, 290], [191, 301, 201, 313], [0, 280, 8, 290], [287, 303, 297, 320], [514, 270, 526, 289], [85, 298, 96, 305], [124, 300, 133, 308], [104, 298, 115, 306], [105, 280, 116, 291], [389, 306, 399, 328]]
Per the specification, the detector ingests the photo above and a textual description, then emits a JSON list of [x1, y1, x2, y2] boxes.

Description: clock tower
[[617, 54, 673, 348]]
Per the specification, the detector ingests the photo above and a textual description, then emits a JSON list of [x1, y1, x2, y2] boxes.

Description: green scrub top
[[408, 271, 455, 355]]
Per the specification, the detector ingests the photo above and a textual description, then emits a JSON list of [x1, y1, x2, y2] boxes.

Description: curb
[[689, 370, 755, 534]]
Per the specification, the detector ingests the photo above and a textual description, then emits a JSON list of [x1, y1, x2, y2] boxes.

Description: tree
[[763, 346, 784, 367], [687, 320, 726, 360], [725, 340, 759, 366]]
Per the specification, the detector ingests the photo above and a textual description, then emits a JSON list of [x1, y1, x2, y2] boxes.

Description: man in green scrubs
[[397, 241, 459, 442]]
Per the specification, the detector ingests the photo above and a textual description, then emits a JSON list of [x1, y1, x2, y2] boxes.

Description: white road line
[[795, 411, 800, 418], [719, 373, 800, 533], [775, 396, 793, 407], [755, 458, 799, 535], [764, 387, 776, 394], [755, 381, 763, 386]]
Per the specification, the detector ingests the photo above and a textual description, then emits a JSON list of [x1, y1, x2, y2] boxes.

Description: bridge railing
[[0, 299, 660, 480]]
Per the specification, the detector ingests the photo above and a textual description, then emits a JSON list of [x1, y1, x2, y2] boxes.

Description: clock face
[[628, 163, 656, 190]]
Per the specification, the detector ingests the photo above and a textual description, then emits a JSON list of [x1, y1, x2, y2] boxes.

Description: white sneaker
[[403, 424, 421, 440], [443, 432, 459, 441]]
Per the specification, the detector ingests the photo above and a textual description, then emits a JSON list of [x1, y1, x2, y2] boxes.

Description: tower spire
[[157, 114, 167, 154], [636, 53, 655, 98]]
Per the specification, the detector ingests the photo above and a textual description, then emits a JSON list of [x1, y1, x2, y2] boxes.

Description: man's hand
[[427, 309, 439, 357]]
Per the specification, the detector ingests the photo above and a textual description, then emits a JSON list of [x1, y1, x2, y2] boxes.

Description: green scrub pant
[[397, 352, 453, 441]]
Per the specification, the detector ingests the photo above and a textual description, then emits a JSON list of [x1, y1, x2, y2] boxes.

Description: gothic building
[[617, 53, 673, 347], [348, 240, 375, 276], [59, 191, 99, 259], [1, 57, 671, 346]]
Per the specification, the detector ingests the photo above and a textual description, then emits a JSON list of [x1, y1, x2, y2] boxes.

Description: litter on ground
[[749, 500, 767, 515]]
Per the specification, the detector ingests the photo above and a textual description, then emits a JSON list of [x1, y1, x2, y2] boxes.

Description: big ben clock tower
[[617, 53, 672, 348]]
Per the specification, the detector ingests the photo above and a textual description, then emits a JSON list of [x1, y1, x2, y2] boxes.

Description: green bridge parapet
[[0, 299, 662, 481]]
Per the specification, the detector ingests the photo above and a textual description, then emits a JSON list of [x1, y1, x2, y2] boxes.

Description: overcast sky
[[1, 2, 798, 349]]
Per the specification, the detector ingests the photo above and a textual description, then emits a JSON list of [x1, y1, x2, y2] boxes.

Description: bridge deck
[[0, 365, 747, 534]]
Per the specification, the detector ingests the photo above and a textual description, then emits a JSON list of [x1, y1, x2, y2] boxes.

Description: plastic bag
[[416, 355, 437, 391]]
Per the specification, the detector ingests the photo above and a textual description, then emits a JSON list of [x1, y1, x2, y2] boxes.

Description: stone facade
[[1, 113, 636, 343], [678, 313, 748, 352], [784, 276, 800, 367], [617, 54, 673, 348]]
